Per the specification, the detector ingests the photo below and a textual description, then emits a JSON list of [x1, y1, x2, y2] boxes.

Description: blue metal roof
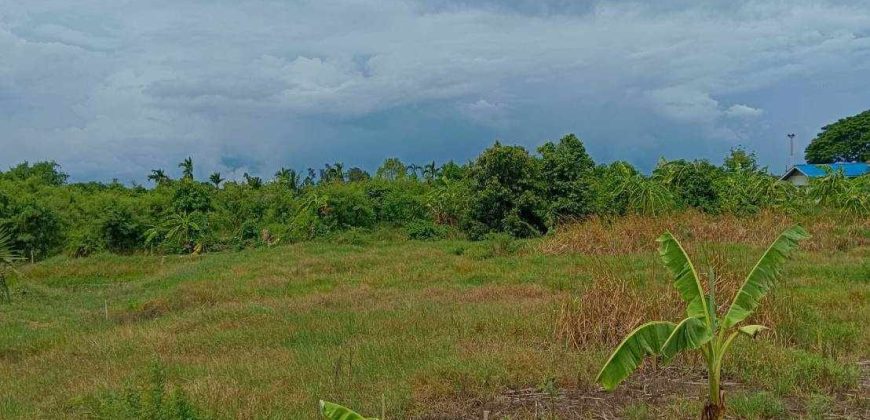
[[792, 162, 870, 178]]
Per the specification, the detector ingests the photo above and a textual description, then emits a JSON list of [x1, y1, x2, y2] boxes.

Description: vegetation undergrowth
[[1, 218, 866, 418]]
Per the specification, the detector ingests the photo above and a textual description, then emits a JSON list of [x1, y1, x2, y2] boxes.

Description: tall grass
[[541, 210, 869, 255], [1, 222, 866, 418]]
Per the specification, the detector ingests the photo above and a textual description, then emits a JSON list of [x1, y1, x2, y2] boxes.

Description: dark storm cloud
[[1, 0, 869, 181]]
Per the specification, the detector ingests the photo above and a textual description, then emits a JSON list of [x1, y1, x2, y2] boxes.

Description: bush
[[0, 198, 64, 260], [171, 180, 212, 214], [328, 227, 372, 246], [65, 229, 104, 258], [654, 159, 723, 213], [99, 207, 144, 253], [76, 360, 203, 419], [406, 220, 446, 240], [319, 183, 376, 228], [365, 179, 429, 224]]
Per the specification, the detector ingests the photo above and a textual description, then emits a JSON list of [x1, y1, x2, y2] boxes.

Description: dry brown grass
[[553, 245, 781, 352], [541, 210, 870, 255], [554, 258, 683, 350]]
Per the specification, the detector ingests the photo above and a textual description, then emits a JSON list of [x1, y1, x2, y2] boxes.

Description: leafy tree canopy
[[805, 109, 870, 163], [1, 161, 68, 186], [376, 158, 407, 181], [538, 133, 596, 221], [465, 142, 547, 238], [723, 147, 760, 173]]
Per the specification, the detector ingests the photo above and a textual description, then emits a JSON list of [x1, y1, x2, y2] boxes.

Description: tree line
[[0, 134, 867, 260]]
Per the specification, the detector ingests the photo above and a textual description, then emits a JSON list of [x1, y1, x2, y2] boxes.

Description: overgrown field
[[1, 214, 868, 418]]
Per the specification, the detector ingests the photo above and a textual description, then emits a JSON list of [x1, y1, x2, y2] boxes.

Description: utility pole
[[786, 133, 796, 171]]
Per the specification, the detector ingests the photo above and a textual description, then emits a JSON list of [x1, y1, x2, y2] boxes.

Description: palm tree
[[243, 173, 263, 189], [423, 161, 439, 183], [162, 212, 205, 254], [0, 228, 22, 302], [333, 162, 345, 182], [319, 163, 345, 184], [179, 157, 194, 180], [147, 169, 170, 186], [209, 172, 225, 188], [408, 163, 422, 180], [274, 167, 299, 190]]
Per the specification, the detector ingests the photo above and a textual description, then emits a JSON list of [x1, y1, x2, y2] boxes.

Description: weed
[[622, 402, 652, 420], [728, 391, 786, 419], [75, 360, 203, 419], [805, 393, 834, 418]]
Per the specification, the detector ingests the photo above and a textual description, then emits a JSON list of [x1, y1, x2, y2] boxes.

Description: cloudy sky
[[1, 0, 869, 182]]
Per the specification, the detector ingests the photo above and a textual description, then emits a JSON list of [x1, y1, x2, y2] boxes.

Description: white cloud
[[645, 87, 722, 122], [0, 0, 869, 180], [725, 104, 764, 119]]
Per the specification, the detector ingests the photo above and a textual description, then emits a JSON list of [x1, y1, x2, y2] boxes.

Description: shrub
[[171, 180, 212, 214], [365, 179, 428, 224], [0, 198, 64, 260], [318, 183, 376, 229], [654, 159, 723, 213], [426, 177, 470, 226], [406, 220, 446, 240], [77, 360, 203, 419], [99, 207, 145, 253], [65, 228, 104, 258]]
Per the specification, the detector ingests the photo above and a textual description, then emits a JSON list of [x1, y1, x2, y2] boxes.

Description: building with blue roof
[[780, 162, 870, 186]]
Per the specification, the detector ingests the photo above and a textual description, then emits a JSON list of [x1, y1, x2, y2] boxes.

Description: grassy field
[[1, 216, 868, 419]]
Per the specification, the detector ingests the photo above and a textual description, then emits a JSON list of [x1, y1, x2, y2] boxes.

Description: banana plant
[[595, 225, 809, 419], [319, 400, 379, 420], [0, 228, 23, 302]]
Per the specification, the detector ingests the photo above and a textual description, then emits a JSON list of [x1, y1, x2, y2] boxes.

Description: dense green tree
[[0, 199, 63, 260], [1, 161, 68, 186], [805, 109, 870, 163], [376, 158, 407, 180], [538, 134, 596, 222], [347, 167, 371, 182], [723, 147, 760, 173], [439, 161, 466, 181], [99, 207, 144, 253], [317, 182, 376, 228], [465, 142, 547, 238], [172, 181, 212, 214]]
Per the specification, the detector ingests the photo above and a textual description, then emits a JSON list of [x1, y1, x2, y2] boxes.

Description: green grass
[[1, 230, 867, 418]]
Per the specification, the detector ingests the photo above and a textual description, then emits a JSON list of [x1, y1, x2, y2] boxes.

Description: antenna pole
[[786, 133, 796, 170]]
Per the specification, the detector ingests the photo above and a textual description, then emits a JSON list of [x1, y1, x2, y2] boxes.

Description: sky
[[1, 0, 869, 183]]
